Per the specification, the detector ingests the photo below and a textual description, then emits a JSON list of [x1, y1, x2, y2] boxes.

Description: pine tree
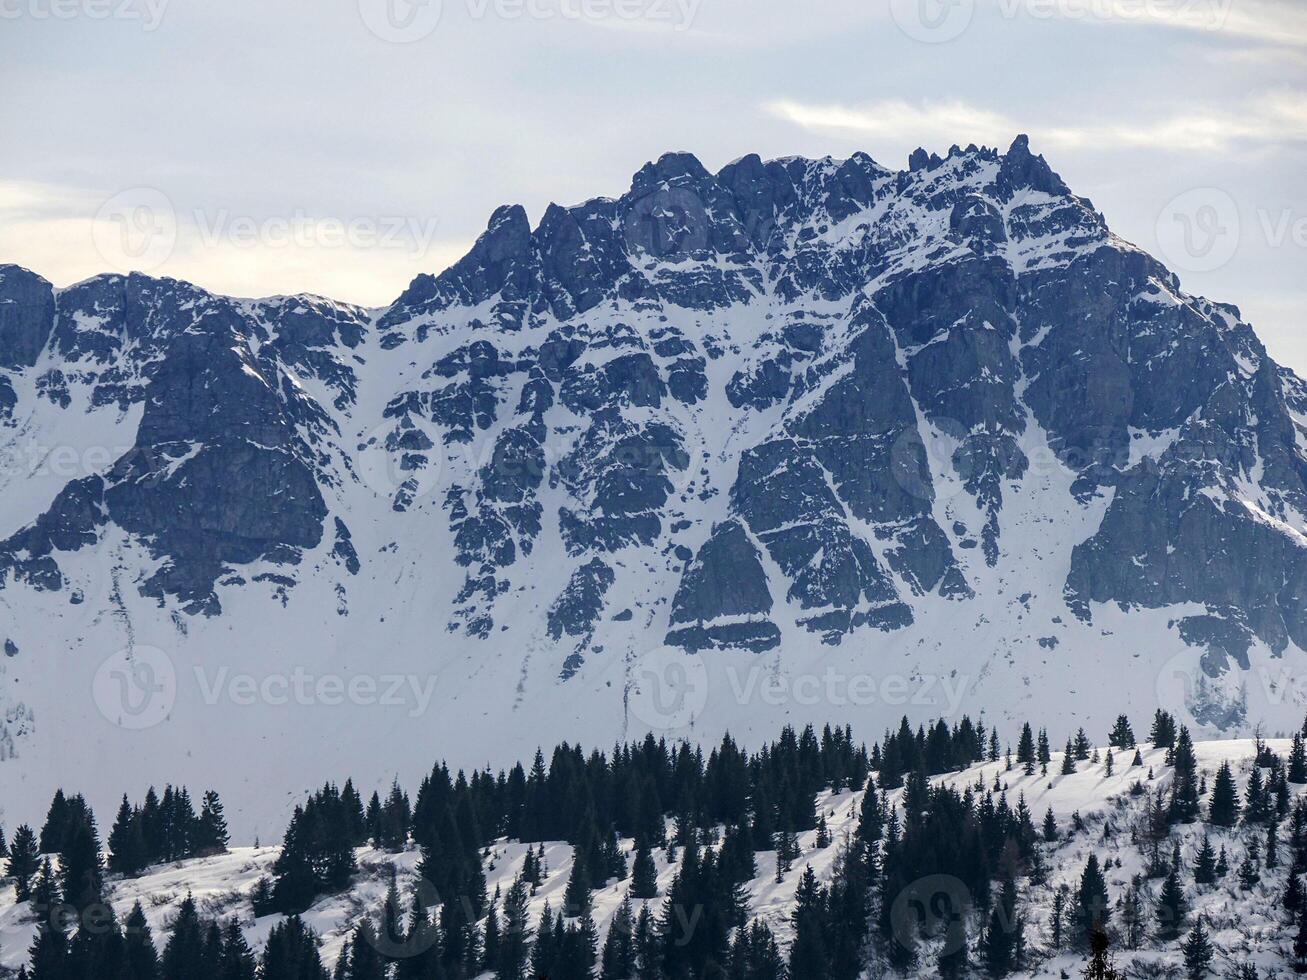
[[1042, 807, 1057, 842], [1287, 873, 1305, 915], [8, 824, 39, 902], [1181, 917, 1213, 980], [788, 866, 828, 980], [109, 796, 146, 877], [631, 839, 658, 899], [123, 901, 161, 980], [1117, 883, 1145, 950], [218, 919, 257, 980], [1194, 836, 1217, 886], [1155, 861, 1187, 939], [564, 849, 592, 916], [814, 817, 831, 850], [1105, 751, 1114, 778], [1061, 739, 1076, 775], [633, 905, 658, 980], [261, 916, 329, 980], [981, 874, 1022, 977], [1238, 853, 1260, 890], [1215, 847, 1229, 878], [1049, 889, 1067, 950], [1169, 726, 1200, 823], [1295, 901, 1307, 974], [27, 878, 71, 980], [59, 809, 105, 912], [1076, 854, 1110, 946], [195, 791, 230, 857], [160, 894, 215, 980], [1291, 734, 1307, 785], [1209, 762, 1240, 826], [1109, 715, 1136, 749], [1017, 724, 1036, 775], [600, 897, 635, 980], [1083, 926, 1122, 980], [1149, 710, 1177, 749]]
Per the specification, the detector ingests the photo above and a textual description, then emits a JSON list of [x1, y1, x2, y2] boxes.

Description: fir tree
[[123, 901, 161, 980], [600, 897, 635, 980], [1109, 715, 1136, 749], [1287, 873, 1304, 915], [1149, 710, 1177, 749], [1061, 739, 1076, 775], [1193, 836, 1217, 886], [218, 919, 257, 980], [1181, 917, 1213, 980], [564, 849, 592, 916], [1117, 882, 1145, 950], [1291, 734, 1307, 785], [980, 874, 1022, 977], [109, 796, 146, 877], [260, 916, 329, 980], [1238, 853, 1260, 890], [1083, 926, 1122, 980], [58, 809, 105, 912], [1042, 807, 1057, 842], [160, 893, 215, 980], [1295, 902, 1307, 974], [195, 791, 230, 857], [631, 839, 658, 899], [1155, 861, 1187, 939], [1169, 726, 1200, 823], [1017, 724, 1036, 775], [1209, 762, 1240, 827], [8, 824, 39, 902], [1076, 854, 1110, 946], [788, 866, 828, 980]]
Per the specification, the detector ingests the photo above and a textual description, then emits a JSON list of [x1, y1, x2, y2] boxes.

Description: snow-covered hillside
[[2, 137, 1307, 838], [1, 738, 1299, 977]]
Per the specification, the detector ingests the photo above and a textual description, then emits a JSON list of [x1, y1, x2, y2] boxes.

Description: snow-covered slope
[[1, 137, 1306, 838], [0, 739, 1296, 976]]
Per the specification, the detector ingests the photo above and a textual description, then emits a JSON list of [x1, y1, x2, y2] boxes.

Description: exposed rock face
[[1, 137, 1305, 721]]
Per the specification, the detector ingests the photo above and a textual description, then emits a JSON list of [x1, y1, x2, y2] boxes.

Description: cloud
[[987, 0, 1307, 48], [763, 92, 1307, 156], [0, 180, 470, 307]]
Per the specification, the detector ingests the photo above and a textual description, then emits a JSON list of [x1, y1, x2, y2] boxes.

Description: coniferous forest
[[4, 711, 1307, 979]]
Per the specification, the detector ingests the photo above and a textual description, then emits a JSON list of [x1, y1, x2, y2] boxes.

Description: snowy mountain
[[0, 737, 1296, 977], [2, 136, 1307, 838]]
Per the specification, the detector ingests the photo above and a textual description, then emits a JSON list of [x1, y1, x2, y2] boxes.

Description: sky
[[1, 0, 1304, 368]]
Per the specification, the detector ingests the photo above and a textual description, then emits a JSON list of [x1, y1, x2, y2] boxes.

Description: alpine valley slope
[[1, 136, 1306, 839]]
